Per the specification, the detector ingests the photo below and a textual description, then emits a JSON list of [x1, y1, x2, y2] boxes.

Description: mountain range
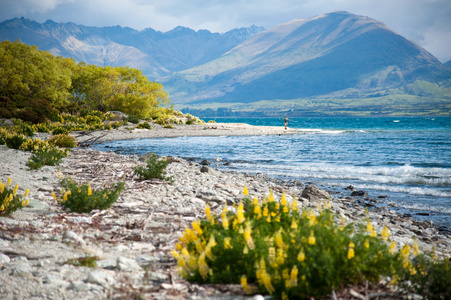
[[1, 12, 450, 116]]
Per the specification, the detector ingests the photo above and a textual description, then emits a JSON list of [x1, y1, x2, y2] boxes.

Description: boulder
[[301, 185, 330, 202], [200, 159, 210, 165], [351, 190, 368, 197]]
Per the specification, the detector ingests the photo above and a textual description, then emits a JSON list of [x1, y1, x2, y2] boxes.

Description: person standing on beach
[[284, 116, 291, 130]]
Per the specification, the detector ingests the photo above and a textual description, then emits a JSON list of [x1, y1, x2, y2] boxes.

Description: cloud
[[0, 0, 450, 61]]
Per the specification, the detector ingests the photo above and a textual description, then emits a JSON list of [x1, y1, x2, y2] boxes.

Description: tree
[[0, 40, 74, 109], [71, 64, 170, 119]]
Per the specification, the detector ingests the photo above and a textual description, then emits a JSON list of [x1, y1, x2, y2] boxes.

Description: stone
[[117, 256, 142, 272], [351, 190, 368, 197], [63, 231, 85, 244], [0, 253, 11, 264], [301, 184, 330, 202], [200, 159, 210, 165], [86, 270, 115, 286]]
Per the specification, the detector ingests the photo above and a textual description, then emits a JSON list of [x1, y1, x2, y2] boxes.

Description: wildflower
[[261, 271, 275, 294], [280, 191, 287, 206], [268, 189, 275, 202], [275, 230, 286, 249], [243, 185, 249, 196], [347, 242, 355, 260], [63, 192, 68, 201], [13, 184, 19, 196], [276, 248, 285, 265], [364, 239, 370, 249], [244, 222, 255, 250], [262, 206, 269, 217], [291, 196, 298, 211], [243, 245, 249, 254], [236, 201, 245, 223], [205, 235, 217, 260], [6, 177, 12, 187], [57, 169, 62, 178], [381, 225, 390, 241], [268, 247, 276, 263], [170, 249, 180, 259], [297, 249, 306, 262], [87, 184, 92, 196], [198, 253, 209, 279], [192, 220, 203, 235], [308, 231, 316, 245], [21, 199, 29, 207], [241, 275, 251, 294], [389, 241, 396, 254], [291, 220, 298, 230], [205, 204, 215, 224], [24, 189, 29, 197], [223, 237, 232, 249], [401, 244, 411, 258], [222, 216, 229, 230], [290, 265, 299, 287], [412, 237, 420, 256]]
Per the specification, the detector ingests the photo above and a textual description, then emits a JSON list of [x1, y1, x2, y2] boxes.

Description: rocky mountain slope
[[0, 17, 264, 78], [161, 11, 451, 105]]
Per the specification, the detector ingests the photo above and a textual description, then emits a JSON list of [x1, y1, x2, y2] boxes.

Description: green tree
[[71, 64, 170, 119], [0, 40, 74, 109]]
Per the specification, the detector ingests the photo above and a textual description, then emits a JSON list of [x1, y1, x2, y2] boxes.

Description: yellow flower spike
[[57, 169, 62, 178], [6, 177, 12, 187], [381, 225, 390, 241], [412, 237, 420, 256], [198, 253, 209, 279], [280, 191, 287, 206], [253, 196, 258, 206], [243, 185, 249, 196], [0, 183, 4, 193], [243, 222, 255, 250], [291, 195, 298, 211], [223, 237, 232, 249], [366, 220, 374, 233], [63, 193, 68, 201], [291, 220, 298, 230], [205, 204, 215, 224], [170, 249, 180, 259], [240, 275, 250, 294], [236, 201, 245, 223], [222, 217, 229, 230], [87, 184, 92, 196], [347, 242, 355, 259], [364, 239, 370, 249], [276, 248, 285, 265], [275, 230, 286, 249], [243, 245, 249, 254], [23, 189, 29, 197], [401, 244, 411, 258], [13, 184, 19, 196], [290, 265, 299, 287], [268, 189, 275, 202], [21, 199, 29, 207], [51, 191, 57, 200], [389, 241, 396, 254], [308, 231, 316, 245], [262, 206, 269, 217], [192, 220, 203, 235]]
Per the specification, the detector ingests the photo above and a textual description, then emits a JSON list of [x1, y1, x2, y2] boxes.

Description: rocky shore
[[1, 124, 450, 299]]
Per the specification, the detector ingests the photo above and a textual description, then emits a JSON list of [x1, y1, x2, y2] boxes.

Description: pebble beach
[[1, 123, 450, 299]]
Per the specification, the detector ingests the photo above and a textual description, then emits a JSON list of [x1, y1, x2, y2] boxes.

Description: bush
[[47, 134, 78, 148], [53, 177, 125, 213], [26, 145, 70, 170], [171, 189, 450, 299], [5, 134, 27, 149], [133, 154, 173, 183], [85, 115, 102, 125], [0, 177, 29, 215], [163, 124, 174, 129], [208, 120, 216, 123], [126, 114, 140, 124], [51, 126, 70, 135], [136, 122, 152, 130]]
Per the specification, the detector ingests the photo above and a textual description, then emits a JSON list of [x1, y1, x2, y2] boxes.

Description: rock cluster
[[1, 146, 450, 299]]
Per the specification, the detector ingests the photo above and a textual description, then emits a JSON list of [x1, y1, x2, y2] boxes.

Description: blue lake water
[[92, 117, 451, 229]]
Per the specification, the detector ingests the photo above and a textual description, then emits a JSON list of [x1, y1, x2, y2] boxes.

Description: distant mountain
[[1, 13, 450, 116], [445, 60, 451, 69], [161, 11, 451, 108], [0, 17, 264, 78]]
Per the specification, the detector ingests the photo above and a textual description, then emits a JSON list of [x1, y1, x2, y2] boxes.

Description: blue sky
[[0, 0, 450, 62]]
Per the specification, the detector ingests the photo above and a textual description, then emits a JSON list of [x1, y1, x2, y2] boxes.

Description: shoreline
[[1, 124, 451, 299]]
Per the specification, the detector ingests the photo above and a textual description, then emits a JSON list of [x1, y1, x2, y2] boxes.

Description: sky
[[0, 0, 450, 62]]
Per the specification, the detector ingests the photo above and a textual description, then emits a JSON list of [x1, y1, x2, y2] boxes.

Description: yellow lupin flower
[[297, 249, 306, 262], [198, 253, 209, 279], [0, 183, 4, 193], [21, 199, 29, 207], [192, 220, 203, 235], [57, 169, 62, 178], [87, 184, 92, 196], [243, 185, 249, 196], [6, 177, 12, 187], [170, 249, 180, 259], [24, 189, 29, 197], [236, 201, 245, 223], [291, 220, 298, 230], [308, 231, 316, 245], [291, 195, 298, 211], [290, 265, 299, 287], [63, 192, 68, 201], [268, 189, 275, 202], [280, 191, 287, 206], [389, 241, 396, 254], [347, 242, 355, 259], [243, 222, 255, 250], [205, 204, 215, 224], [51, 191, 57, 200], [381, 225, 390, 241], [241, 275, 250, 294], [13, 184, 19, 196], [276, 248, 285, 265], [401, 244, 411, 258], [262, 206, 269, 217], [364, 239, 370, 249], [412, 237, 420, 256], [223, 237, 232, 249]]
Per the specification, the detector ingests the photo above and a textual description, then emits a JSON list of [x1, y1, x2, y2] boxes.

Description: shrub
[[53, 177, 125, 213], [136, 122, 152, 130], [208, 120, 216, 123], [19, 137, 47, 152], [0, 177, 29, 215], [133, 154, 173, 183], [126, 114, 140, 124], [171, 189, 450, 299], [65, 256, 99, 268], [85, 115, 102, 125], [163, 124, 174, 129], [26, 145, 70, 170], [47, 134, 78, 148], [5, 134, 27, 149], [51, 126, 70, 135]]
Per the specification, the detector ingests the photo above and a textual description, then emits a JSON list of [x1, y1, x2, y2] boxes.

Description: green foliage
[[0, 177, 29, 216], [65, 256, 99, 268], [126, 114, 140, 124], [208, 120, 216, 123], [26, 145, 69, 170], [172, 189, 449, 299], [54, 177, 125, 213], [51, 126, 70, 135], [136, 122, 152, 130], [398, 253, 451, 299], [84, 115, 102, 125], [47, 134, 78, 148], [5, 133, 27, 149], [133, 154, 173, 182]]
